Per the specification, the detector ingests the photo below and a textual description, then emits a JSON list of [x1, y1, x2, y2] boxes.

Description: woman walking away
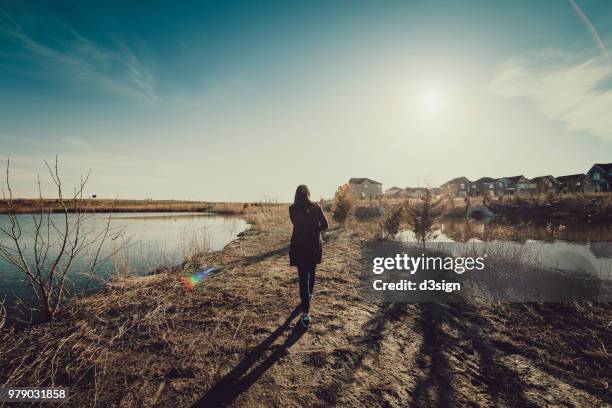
[[289, 185, 328, 328]]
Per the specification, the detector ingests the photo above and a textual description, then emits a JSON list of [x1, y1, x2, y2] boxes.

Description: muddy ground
[[0, 207, 610, 407]]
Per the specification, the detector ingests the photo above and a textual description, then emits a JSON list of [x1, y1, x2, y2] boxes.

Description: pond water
[[0, 212, 248, 321], [399, 218, 612, 281]]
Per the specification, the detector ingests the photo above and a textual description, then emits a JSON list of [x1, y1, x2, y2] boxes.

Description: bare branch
[[0, 157, 112, 320], [0, 296, 6, 329]]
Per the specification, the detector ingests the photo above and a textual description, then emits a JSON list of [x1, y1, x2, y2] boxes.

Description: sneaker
[[301, 314, 311, 328]]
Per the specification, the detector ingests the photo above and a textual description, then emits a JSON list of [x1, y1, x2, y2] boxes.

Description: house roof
[[556, 174, 586, 182], [499, 175, 527, 183], [474, 177, 496, 183], [384, 187, 403, 195], [441, 176, 471, 186], [590, 163, 612, 174], [531, 175, 560, 184], [349, 178, 382, 185]]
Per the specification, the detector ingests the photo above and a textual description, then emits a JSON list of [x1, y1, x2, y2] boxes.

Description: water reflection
[[439, 218, 612, 244], [399, 218, 612, 281], [0, 212, 248, 321]]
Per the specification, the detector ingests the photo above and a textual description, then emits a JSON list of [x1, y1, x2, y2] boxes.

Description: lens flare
[[181, 266, 219, 290]]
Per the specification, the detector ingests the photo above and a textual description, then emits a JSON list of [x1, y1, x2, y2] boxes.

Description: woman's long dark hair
[[294, 184, 313, 209]]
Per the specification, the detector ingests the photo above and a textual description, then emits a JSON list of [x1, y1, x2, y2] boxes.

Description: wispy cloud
[[488, 49, 612, 142], [61, 137, 92, 149], [0, 11, 158, 101], [569, 0, 608, 59]]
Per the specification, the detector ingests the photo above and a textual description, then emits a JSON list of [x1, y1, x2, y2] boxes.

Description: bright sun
[[418, 89, 446, 116]]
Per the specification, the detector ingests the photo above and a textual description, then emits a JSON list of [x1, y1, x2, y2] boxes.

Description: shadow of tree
[[238, 244, 290, 268], [411, 303, 537, 407], [217, 228, 342, 272], [314, 300, 540, 407], [313, 302, 412, 406], [191, 306, 305, 407], [463, 302, 612, 404], [410, 303, 454, 407]]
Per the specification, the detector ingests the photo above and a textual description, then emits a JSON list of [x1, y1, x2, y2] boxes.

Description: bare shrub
[[331, 184, 354, 223], [544, 190, 555, 203], [380, 205, 403, 239], [446, 195, 455, 209], [354, 205, 384, 219], [405, 188, 444, 247], [0, 158, 119, 321], [0, 297, 5, 329], [320, 199, 332, 212], [463, 195, 471, 217], [179, 226, 211, 270]]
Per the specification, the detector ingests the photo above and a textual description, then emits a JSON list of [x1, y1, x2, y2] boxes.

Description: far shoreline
[[0, 198, 284, 215], [0, 208, 254, 327]]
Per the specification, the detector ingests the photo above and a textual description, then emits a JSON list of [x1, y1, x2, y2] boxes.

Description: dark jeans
[[297, 263, 316, 314]]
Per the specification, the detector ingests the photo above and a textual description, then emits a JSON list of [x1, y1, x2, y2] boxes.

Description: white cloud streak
[[61, 137, 92, 149], [569, 0, 609, 59], [488, 49, 612, 142], [0, 12, 158, 101]]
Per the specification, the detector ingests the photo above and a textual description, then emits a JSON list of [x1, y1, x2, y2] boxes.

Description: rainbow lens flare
[[181, 266, 219, 290]]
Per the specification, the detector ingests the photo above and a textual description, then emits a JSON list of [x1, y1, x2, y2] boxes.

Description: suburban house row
[[347, 162, 611, 200], [348, 178, 441, 199], [439, 162, 612, 197]]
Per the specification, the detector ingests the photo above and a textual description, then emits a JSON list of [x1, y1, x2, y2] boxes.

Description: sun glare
[[419, 89, 445, 116]]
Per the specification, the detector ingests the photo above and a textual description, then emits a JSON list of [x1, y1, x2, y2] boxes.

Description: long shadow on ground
[[192, 306, 305, 407], [313, 301, 538, 407], [458, 302, 612, 404], [410, 303, 455, 407], [411, 303, 535, 407], [313, 302, 415, 406], [217, 228, 342, 271]]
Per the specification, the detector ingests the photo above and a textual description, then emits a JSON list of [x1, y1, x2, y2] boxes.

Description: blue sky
[[1, 0, 611, 201]]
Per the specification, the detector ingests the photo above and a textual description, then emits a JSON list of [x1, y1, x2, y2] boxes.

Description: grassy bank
[[0, 199, 279, 215], [0, 206, 610, 406], [478, 193, 612, 223], [351, 193, 612, 224]]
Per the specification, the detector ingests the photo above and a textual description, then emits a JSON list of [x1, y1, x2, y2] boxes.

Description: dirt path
[[0, 208, 610, 407], [180, 210, 610, 407]]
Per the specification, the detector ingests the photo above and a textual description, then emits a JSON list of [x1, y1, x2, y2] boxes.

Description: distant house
[[384, 186, 404, 197], [404, 187, 428, 199], [440, 177, 471, 197], [556, 174, 588, 193], [530, 175, 561, 193], [587, 163, 612, 192], [496, 175, 531, 195], [472, 177, 497, 197], [349, 178, 383, 199]]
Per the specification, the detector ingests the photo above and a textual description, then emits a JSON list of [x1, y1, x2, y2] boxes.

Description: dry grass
[[380, 192, 612, 222], [1, 205, 610, 407], [0, 199, 285, 215], [0, 205, 289, 406], [209, 202, 248, 214], [0, 199, 213, 214], [488, 192, 612, 222], [0, 275, 182, 403]]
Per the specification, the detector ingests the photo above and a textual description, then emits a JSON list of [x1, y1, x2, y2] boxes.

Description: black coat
[[289, 203, 329, 267]]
